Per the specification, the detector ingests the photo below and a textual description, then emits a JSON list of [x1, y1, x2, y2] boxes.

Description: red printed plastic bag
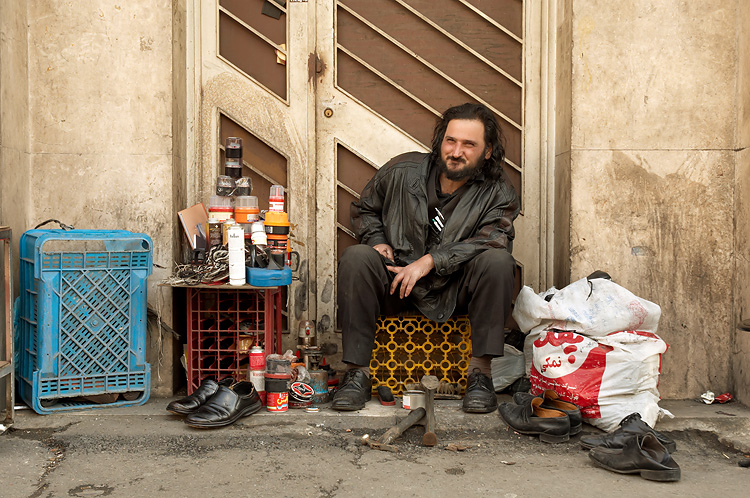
[[530, 330, 668, 431]]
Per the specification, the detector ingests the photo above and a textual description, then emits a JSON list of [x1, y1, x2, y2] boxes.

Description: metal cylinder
[[309, 369, 329, 404]]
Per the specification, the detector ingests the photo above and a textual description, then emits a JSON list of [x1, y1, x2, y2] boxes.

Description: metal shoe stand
[[0, 226, 14, 429]]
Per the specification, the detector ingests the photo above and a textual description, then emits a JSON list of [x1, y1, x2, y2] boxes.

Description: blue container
[[246, 266, 292, 287], [17, 229, 152, 413]]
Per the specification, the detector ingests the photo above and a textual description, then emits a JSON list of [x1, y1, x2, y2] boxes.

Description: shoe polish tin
[[402, 390, 425, 410], [266, 391, 288, 412]]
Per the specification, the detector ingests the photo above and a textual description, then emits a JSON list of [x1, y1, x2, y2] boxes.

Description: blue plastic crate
[[17, 229, 152, 413]]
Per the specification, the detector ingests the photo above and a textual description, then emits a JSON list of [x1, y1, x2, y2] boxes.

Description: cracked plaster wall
[[733, 2, 750, 404], [569, 0, 744, 400], [1, 1, 177, 395], [0, 1, 31, 265]]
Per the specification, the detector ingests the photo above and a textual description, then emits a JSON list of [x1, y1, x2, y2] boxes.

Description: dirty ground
[[0, 398, 748, 498]]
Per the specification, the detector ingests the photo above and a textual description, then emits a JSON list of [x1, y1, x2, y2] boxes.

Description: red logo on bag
[[531, 330, 613, 418]]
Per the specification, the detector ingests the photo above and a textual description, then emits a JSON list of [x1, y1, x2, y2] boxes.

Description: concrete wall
[[0, 1, 177, 395], [553, 0, 573, 289], [734, 2, 750, 403], [569, 0, 739, 399], [0, 1, 31, 257]]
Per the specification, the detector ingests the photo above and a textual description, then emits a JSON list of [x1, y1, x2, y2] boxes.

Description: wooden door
[[314, 0, 543, 337]]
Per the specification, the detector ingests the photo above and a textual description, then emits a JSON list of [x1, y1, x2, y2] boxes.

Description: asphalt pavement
[[1, 395, 748, 497]]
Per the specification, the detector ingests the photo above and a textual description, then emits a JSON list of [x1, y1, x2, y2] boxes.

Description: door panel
[[197, 0, 315, 331], [315, 0, 539, 340]]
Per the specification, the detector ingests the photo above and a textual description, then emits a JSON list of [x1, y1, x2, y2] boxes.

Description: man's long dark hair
[[429, 103, 507, 182]]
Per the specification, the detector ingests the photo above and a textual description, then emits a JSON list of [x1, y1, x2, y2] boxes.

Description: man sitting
[[332, 102, 521, 414]]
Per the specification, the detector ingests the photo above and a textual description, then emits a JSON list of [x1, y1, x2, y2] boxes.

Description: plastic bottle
[[234, 196, 259, 223], [227, 224, 246, 286], [208, 195, 233, 222], [234, 176, 252, 196], [215, 175, 235, 196], [269, 185, 285, 212], [225, 137, 243, 179]]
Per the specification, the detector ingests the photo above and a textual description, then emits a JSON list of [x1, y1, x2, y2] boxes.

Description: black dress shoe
[[514, 390, 583, 436], [588, 432, 681, 482], [462, 371, 498, 413], [580, 412, 676, 453], [166, 377, 234, 415], [185, 381, 262, 428], [331, 369, 372, 411], [498, 396, 570, 443]]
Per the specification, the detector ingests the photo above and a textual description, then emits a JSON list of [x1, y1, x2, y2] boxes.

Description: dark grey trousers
[[338, 244, 516, 366]]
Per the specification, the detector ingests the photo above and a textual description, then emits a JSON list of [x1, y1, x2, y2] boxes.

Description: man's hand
[[373, 243, 394, 262], [388, 254, 435, 299]]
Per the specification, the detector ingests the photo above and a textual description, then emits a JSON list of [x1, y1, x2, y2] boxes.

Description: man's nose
[[450, 143, 463, 158]]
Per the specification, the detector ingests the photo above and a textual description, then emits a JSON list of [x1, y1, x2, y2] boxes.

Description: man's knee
[[338, 244, 382, 277], [473, 249, 516, 277]]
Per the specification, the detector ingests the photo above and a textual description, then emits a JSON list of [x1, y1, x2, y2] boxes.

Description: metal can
[[249, 345, 265, 371], [207, 219, 222, 248], [309, 369, 329, 404], [248, 369, 266, 405], [222, 219, 235, 246], [402, 390, 425, 410], [266, 391, 288, 412]]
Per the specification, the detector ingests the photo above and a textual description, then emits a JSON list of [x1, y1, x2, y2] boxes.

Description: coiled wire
[[163, 245, 230, 286]]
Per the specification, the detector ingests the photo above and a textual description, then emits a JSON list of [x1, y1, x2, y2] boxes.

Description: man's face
[[439, 119, 492, 181]]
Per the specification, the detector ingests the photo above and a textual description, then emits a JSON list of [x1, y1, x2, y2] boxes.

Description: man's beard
[[438, 156, 483, 181]]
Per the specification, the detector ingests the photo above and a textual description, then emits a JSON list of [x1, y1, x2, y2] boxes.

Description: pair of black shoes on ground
[[498, 389, 582, 443], [582, 412, 680, 482], [330, 370, 499, 413], [167, 378, 262, 428]]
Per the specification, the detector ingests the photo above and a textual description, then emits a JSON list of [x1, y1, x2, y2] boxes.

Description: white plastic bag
[[514, 277, 670, 431], [513, 277, 661, 338], [491, 344, 525, 392]]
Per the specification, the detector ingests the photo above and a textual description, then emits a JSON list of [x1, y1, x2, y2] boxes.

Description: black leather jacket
[[351, 152, 520, 321]]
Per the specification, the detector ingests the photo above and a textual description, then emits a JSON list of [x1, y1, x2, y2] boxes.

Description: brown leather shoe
[[498, 396, 570, 443], [514, 390, 582, 435]]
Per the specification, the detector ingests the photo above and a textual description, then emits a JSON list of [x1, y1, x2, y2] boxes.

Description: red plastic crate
[[185, 287, 282, 394]]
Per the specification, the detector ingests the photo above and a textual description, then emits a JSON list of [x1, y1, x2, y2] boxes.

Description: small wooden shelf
[[1, 226, 14, 428]]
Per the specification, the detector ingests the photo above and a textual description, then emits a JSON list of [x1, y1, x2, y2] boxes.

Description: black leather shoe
[[462, 371, 498, 413], [589, 433, 681, 482], [185, 381, 262, 428], [331, 369, 372, 411], [166, 377, 234, 415], [498, 396, 570, 443], [581, 412, 676, 453], [514, 390, 583, 436]]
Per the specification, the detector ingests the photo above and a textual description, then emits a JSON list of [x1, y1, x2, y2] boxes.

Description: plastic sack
[[491, 344, 525, 392], [529, 329, 668, 431], [513, 277, 661, 338], [514, 277, 670, 431]]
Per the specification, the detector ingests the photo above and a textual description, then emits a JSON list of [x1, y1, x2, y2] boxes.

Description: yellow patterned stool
[[370, 314, 472, 395]]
